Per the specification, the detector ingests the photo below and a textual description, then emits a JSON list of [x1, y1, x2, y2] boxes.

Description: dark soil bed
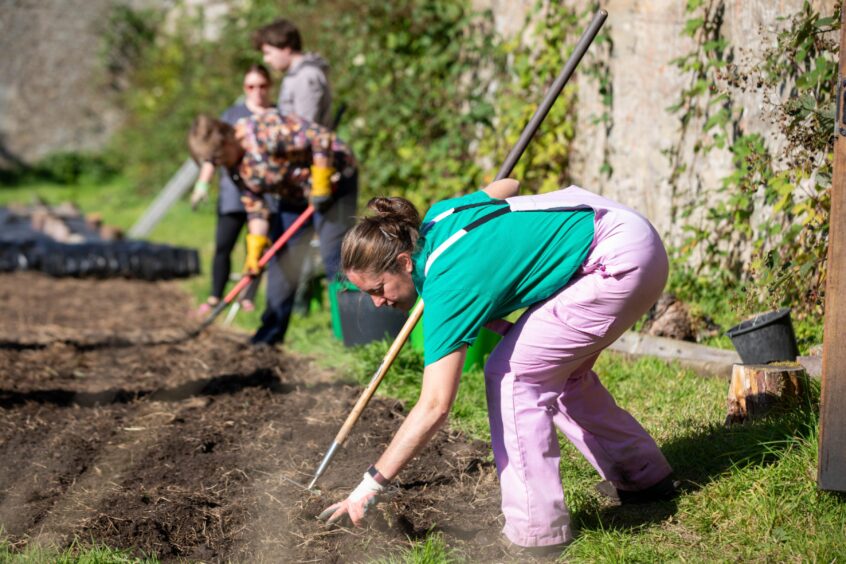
[[0, 272, 507, 562]]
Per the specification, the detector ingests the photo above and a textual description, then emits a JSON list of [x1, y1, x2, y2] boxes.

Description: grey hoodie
[[278, 53, 332, 127]]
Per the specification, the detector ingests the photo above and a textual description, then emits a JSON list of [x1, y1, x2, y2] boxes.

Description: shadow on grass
[[574, 400, 819, 533], [576, 499, 679, 534], [663, 407, 818, 487]]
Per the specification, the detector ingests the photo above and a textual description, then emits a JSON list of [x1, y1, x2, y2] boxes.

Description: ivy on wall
[[477, 2, 579, 194], [581, 7, 615, 180], [666, 0, 838, 324], [477, 1, 613, 192]]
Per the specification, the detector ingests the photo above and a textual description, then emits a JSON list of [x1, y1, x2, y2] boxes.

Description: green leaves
[[668, 0, 838, 320], [686, 0, 706, 12], [475, 4, 592, 194], [315, 0, 503, 207], [683, 17, 706, 38]]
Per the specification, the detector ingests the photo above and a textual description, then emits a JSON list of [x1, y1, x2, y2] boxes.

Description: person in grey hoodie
[[252, 19, 332, 127], [249, 18, 355, 347]]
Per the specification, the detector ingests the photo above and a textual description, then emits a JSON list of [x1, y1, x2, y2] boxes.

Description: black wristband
[[367, 464, 389, 486]]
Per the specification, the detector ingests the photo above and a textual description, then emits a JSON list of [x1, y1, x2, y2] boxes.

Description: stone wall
[[0, 0, 126, 167], [472, 0, 830, 242], [0, 0, 238, 170]]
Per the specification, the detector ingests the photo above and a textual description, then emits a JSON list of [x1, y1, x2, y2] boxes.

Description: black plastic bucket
[[726, 307, 799, 364], [335, 288, 407, 347]]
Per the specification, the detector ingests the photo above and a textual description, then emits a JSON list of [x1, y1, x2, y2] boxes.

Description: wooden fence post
[[818, 0, 846, 492]]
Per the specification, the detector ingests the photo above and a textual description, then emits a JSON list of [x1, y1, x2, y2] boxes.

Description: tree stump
[[725, 364, 810, 425]]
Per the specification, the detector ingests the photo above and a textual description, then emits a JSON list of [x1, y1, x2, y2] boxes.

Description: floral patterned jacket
[[231, 110, 356, 214]]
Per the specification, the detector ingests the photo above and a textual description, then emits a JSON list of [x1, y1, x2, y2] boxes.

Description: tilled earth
[[0, 272, 508, 562]]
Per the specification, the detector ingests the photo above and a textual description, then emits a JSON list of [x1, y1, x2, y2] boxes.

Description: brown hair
[[341, 197, 421, 274], [252, 19, 302, 52], [187, 114, 234, 164], [244, 63, 271, 82]]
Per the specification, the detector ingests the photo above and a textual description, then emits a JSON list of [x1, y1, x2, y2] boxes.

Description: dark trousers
[[212, 211, 259, 302], [251, 173, 358, 345], [212, 212, 246, 299]]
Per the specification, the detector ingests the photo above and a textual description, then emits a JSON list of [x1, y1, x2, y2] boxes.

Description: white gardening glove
[[190, 180, 210, 210], [318, 471, 385, 526]]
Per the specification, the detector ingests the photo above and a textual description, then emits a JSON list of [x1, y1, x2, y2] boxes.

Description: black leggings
[[212, 211, 251, 299]]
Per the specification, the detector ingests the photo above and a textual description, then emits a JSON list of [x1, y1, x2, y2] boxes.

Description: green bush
[[105, 3, 255, 194], [103, 0, 598, 209], [315, 0, 503, 208], [668, 1, 838, 321], [0, 151, 121, 186], [37, 152, 122, 185]]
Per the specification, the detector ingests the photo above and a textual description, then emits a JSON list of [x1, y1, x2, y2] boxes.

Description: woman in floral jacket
[[189, 109, 358, 343]]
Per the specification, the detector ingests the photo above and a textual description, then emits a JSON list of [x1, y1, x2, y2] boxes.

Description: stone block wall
[[0, 0, 240, 170], [473, 0, 830, 243], [0, 0, 124, 167]]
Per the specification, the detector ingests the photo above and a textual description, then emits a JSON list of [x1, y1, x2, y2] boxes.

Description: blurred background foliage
[[99, 0, 598, 208], [3, 0, 837, 346]]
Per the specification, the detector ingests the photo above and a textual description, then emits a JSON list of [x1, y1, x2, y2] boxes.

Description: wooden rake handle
[[194, 205, 316, 334], [335, 300, 424, 445]]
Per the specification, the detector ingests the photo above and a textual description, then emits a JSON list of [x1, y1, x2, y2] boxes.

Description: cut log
[[725, 364, 810, 426]]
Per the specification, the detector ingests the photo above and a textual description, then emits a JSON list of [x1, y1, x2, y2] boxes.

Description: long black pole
[[495, 9, 607, 181], [307, 9, 608, 491]]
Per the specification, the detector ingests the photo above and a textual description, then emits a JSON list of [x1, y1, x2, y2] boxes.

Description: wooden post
[[818, 0, 846, 492]]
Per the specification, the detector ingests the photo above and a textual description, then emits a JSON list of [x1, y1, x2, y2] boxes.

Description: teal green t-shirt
[[412, 191, 595, 366]]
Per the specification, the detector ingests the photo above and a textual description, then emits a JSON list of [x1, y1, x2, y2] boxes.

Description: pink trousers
[[485, 195, 672, 547]]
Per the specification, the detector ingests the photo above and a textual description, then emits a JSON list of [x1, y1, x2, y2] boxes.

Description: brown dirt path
[[0, 272, 510, 562]]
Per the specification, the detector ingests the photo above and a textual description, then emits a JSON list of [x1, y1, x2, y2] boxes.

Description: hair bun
[[341, 196, 421, 274], [366, 197, 420, 227]]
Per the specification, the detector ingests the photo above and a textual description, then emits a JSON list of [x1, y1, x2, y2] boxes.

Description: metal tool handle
[[495, 9, 608, 181]]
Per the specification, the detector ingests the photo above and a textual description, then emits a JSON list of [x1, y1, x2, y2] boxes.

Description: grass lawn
[[0, 539, 156, 564], [290, 311, 845, 563], [1, 177, 843, 562]]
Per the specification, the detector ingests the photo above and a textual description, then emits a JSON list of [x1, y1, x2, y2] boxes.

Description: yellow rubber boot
[[244, 233, 269, 274]]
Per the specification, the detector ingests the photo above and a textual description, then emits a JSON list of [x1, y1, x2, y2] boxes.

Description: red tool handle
[[195, 205, 315, 333], [222, 205, 315, 303]]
